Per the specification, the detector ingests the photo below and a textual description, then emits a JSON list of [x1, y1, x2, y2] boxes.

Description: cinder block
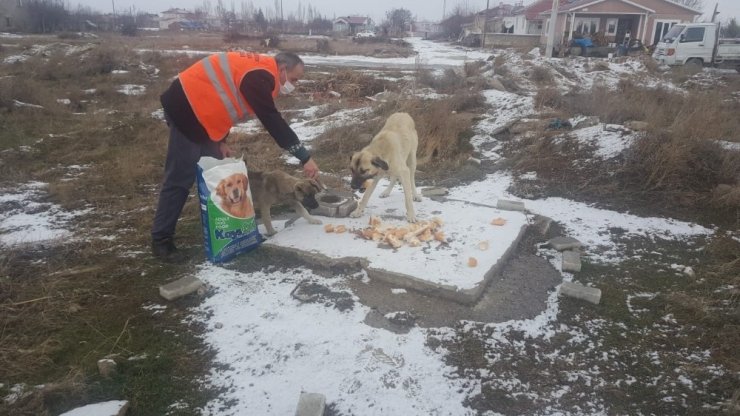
[[421, 187, 449, 197], [496, 199, 526, 211], [559, 281, 601, 304], [561, 250, 582, 272], [311, 191, 357, 218], [159, 276, 204, 301], [295, 392, 326, 416], [97, 358, 117, 378], [548, 236, 583, 251]]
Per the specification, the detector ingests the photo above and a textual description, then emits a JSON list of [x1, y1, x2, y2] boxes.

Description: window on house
[[606, 18, 618, 36], [682, 27, 705, 43], [574, 17, 600, 35], [537, 22, 543, 30], [5, 17, 10, 27]]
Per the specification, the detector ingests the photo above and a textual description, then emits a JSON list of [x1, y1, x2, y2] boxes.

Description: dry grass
[[529, 65, 554, 85], [309, 69, 389, 98]]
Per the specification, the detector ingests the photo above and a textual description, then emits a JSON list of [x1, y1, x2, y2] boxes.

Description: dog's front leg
[[350, 177, 382, 218], [379, 176, 398, 198], [291, 201, 322, 225], [398, 168, 417, 223], [261, 204, 278, 236]]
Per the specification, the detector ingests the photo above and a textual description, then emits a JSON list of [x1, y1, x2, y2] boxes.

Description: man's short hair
[[275, 52, 304, 70]]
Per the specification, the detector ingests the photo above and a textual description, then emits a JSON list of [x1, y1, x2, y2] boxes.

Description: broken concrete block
[[496, 199, 526, 212], [573, 116, 600, 128], [97, 359, 117, 378], [466, 157, 482, 166], [295, 392, 326, 416], [561, 250, 582, 272], [559, 281, 601, 304], [421, 187, 449, 197], [603, 124, 629, 134], [548, 236, 583, 251], [159, 276, 204, 301]]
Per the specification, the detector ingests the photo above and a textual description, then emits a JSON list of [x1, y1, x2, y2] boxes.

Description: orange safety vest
[[178, 52, 281, 141]]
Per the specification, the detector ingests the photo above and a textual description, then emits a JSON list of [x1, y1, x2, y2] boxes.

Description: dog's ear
[[371, 157, 389, 171], [215, 180, 226, 198], [240, 173, 248, 191]]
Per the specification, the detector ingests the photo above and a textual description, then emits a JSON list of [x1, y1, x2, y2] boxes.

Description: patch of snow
[[2, 54, 28, 64], [117, 84, 146, 96], [569, 124, 640, 159], [391, 288, 407, 294], [111, 70, 129, 74], [0, 32, 23, 38], [448, 172, 713, 264], [13, 100, 43, 109], [190, 265, 478, 415], [0, 182, 87, 246], [58, 400, 128, 416], [716, 140, 740, 152]]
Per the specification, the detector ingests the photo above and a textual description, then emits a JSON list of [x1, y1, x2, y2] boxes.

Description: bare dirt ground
[[1, 31, 738, 415]]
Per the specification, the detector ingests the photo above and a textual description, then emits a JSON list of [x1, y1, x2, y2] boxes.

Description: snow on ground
[[565, 124, 640, 159], [471, 89, 535, 160], [58, 400, 128, 416], [190, 265, 478, 416], [116, 84, 146, 96], [448, 172, 713, 264], [0, 182, 88, 247]]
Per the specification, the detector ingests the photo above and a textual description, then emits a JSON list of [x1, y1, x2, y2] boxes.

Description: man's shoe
[[151, 238, 187, 263]]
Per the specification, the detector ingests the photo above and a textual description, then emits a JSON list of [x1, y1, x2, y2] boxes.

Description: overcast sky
[[72, 0, 740, 23]]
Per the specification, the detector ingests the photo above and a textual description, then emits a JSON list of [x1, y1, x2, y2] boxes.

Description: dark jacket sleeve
[[240, 70, 311, 164]]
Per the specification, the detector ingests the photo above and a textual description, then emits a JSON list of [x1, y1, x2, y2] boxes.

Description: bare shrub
[[449, 91, 485, 112], [417, 68, 465, 94], [529, 66, 554, 85], [310, 69, 387, 98], [534, 87, 563, 109], [464, 61, 486, 78]]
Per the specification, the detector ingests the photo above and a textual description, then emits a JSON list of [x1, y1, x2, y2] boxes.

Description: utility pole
[[482, 0, 489, 48], [442, 0, 446, 20], [280, 0, 284, 32], [111, 0, 117, 30], [710, 2, 719, 22], [545, 0, 559, 58]]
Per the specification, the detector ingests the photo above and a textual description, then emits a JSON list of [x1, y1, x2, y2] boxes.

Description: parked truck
[[653, 22, 740, 72]]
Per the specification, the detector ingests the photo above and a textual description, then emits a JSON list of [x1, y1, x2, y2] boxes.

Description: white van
[[653, 22, 740, 71]]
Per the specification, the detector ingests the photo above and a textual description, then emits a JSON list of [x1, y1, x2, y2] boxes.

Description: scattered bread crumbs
[[468, 257, 478, 267], [491, 217, 507, 226], [478, 241, 489, 251], [355, 216, 448, 249], [324, 224, 335, 233]]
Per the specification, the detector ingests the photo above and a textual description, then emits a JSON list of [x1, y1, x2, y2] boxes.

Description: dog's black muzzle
[[303, 196, 319, 210]]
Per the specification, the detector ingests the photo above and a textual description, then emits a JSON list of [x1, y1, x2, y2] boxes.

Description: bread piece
[[478, 241, 489, 251], [335, 225, 347, 233], [324, 224, 335, 233], [491, 217, 507, 226], [468, 257, 478, 267]]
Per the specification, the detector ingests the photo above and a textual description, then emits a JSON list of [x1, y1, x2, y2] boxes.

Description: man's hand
[[219, 142, 234, 158], [303, 158, 320, 180]]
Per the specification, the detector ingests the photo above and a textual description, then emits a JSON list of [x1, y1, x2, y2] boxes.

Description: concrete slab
[[562, 250, 582, 272], [159, 276, 204, 301], [295, 392, 326, 416], [559, 281, 601, 304], [260, 188, 528, 304]]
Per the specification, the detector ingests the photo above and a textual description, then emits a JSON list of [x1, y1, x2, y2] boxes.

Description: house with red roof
[[538, 0, 701, 49]]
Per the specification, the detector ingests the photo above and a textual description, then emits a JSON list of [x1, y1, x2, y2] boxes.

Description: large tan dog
[[349, 112, 422, 222], [248, 170, 323, 236]]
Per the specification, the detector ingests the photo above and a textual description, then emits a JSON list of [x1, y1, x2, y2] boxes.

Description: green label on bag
[[207, 198, 258, 255]]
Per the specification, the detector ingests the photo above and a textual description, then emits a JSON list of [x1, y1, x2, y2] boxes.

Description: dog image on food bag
[[197, 157, 261, 263], [349, 112, 422, 223], [215, 173, 254, 218]]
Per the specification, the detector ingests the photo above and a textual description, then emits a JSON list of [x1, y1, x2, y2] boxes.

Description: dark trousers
[[151, 118, 221, 242]]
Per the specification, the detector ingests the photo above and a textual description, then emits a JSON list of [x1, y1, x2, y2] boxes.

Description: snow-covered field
[[2, 36, 736, 415]]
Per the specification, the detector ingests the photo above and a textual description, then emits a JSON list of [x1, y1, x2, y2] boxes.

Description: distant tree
[[440, 7, 472, 39], [307, 16, 332, 34], [254, 8, 268, 33], [676, 0, 703, 11], [723, 17, 740, 38], [383, 8, 413, 36], [26, 0, 68, 33]]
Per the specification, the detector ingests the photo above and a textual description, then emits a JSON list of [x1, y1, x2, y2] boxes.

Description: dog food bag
[[197, 156, 262, 262]]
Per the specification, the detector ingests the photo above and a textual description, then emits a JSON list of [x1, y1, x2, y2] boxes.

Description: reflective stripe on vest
[[179, 53, 280, 141]]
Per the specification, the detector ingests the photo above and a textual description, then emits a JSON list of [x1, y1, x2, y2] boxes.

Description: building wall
[[0, 0, 28, 31], [483, 33, 541, 49]]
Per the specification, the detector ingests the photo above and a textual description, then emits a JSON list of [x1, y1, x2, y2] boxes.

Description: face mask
[[280, 80, 295, 95]]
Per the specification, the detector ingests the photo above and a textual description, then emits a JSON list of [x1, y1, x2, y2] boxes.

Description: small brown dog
[[215, 173, 254, 218], [248, 170, 323, 236]]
